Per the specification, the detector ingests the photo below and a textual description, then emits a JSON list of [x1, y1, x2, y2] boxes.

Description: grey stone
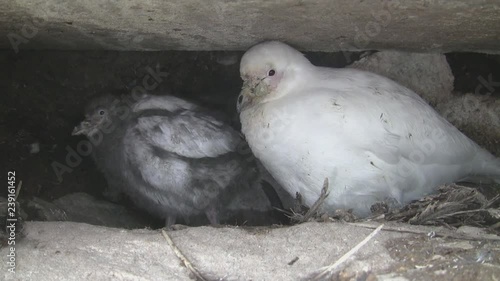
[[26, 197, 68, 221], [437, 94, 500, 156], [349, 51, 454, 106], [1, 1, 500, 52], [2, 221, 499, 281], [53, 192, 147, 229]]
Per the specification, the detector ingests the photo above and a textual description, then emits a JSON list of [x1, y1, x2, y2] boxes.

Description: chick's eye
[[268, 69, 275, 76], [99, 110, 105, 116]]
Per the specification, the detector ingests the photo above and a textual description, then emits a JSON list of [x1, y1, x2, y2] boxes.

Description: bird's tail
[[468, 150, 500, 185]]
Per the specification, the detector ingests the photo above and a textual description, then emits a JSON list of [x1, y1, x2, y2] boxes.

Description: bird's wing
[[308, 68, 482, 166], [131, 94, 199, 112], [128, 109, 242, 159]]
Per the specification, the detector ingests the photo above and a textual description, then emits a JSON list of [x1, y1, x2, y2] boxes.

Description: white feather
[[239, 41, 500, 216]]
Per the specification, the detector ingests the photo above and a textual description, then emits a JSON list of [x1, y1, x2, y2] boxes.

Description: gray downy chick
[[73, 93, 269, 226]]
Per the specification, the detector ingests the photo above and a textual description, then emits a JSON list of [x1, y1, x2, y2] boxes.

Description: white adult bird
[[237, 41, 500, 217]]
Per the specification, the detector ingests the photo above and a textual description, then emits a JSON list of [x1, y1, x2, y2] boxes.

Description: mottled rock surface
[[1, 221, 499, 281], [1, 1, 500, 53], [350, 51, 454, 106]]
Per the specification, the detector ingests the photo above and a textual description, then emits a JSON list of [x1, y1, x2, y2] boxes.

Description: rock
[[437, 94, 500, 156], [2, 1, 500, 52], [52, 193, 147, 229], [456, 225, 498, 240], [215, 53, 239, 66], [349, 51, 454, 106], [377, 273, 410, 281], [26, 197, 68, 221], [2, 221, 499, 281]]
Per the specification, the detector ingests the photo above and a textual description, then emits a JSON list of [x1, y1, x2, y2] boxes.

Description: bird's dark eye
[[268, 69, 275, 76], [99, 110, 105, 116]]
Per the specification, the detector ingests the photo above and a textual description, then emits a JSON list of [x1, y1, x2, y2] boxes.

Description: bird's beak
[[71, 119, 92, 136], [240, 80, 253, 97], [238, 79, 257, 113], [238, 77, 269, 113]]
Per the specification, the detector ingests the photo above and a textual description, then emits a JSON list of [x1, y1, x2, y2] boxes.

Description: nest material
[[385, 184, 500, 228], [286, 178, 332, 223], [287, 182, 500, 231]]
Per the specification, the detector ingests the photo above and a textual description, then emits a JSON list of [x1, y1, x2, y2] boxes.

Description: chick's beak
[[71, 119, 92, 136]]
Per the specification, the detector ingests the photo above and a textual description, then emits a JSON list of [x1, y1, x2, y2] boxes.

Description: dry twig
[[279, 178, 331, 223], [15, 180, 22, 200], [312, 224, 384, 280], [347, 222, 500, 241], [385, 184, 500, 229], [298, 178, 330, 223], [161, 229, 207, 281]]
